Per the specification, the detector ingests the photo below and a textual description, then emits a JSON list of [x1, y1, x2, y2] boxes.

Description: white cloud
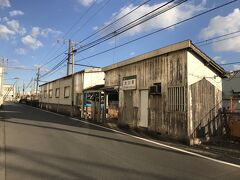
[[15, 48, 27, 55], [213, 56, 226, 65], [6, 19, 26, 35], [0, 0, 10, 8], [21, 27, 62, 49], [9, 10, 24, 17], [100, 1, 205, 38], [77, 0, 95, 7], [31, 27, 41, 37], [199, 8, 240, 52], [30, 26, 62, 38], [233, 64, 240, 71], [1, 17, 9, 22], [130, 51, 135, 56], [92, 26, 98, 31], [21, 35, 43, 49], [0, 24, 15, 39]]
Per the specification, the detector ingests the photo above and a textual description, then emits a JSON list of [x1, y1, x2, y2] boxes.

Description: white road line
[[22, 104, 240, 169]]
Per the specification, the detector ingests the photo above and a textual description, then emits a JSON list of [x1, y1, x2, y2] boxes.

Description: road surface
[[0, 103, 239, 180]]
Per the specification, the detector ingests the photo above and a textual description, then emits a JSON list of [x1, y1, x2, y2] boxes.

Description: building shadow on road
[[3, 145, 176, 180], [0, 103, 112, 133]]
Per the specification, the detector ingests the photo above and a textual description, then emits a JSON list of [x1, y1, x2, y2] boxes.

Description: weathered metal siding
[[105, 50, 188, 139], [189, 78, 222, 138]]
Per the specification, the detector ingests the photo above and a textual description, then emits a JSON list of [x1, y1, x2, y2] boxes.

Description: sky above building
[[0, 0, 240, 92]]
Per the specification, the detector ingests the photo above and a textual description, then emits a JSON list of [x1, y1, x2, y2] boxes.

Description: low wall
[[39, 102, 81, 117]]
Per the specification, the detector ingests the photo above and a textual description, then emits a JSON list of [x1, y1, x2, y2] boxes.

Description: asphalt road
[[0, 103, 239, 180]]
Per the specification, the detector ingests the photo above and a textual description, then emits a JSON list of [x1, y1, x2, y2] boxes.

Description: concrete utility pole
[[71, 43, 76, 108], [36, 67, 40, 95], [22, 82, 25, 96], [67, 39, 71, 76]]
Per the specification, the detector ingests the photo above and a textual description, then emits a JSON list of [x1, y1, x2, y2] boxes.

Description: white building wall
[[3, 84, 16, 101], [187, 51, 222, 91], [83, 71, 105, 89], [39, 69, 105, 107]]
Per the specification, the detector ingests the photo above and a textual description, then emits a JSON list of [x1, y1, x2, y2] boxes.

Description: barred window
[[168, 86, 185, 111]]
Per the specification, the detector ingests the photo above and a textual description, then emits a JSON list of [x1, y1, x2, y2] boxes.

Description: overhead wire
[[36, 1, 98, 69], [74, 0, 238, 63], [74, 0, 180, 54], [75, 0, 151, 46]]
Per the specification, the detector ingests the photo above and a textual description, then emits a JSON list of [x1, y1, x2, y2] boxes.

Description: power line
[[40, 0, 177, 79], [76, 0, 151, 46], [4, 66, 36, 71], [75, 0, 180, 54], [40, 55, 67, 79], [195, 29, 240, 45], [38, 0, 167, 74], [197, 34, 240, 47], [69, 63, 100, 68], [35, 1, 97, 70], [69, 0, 111, 39], [220, 61, 240, 66], [74, 0, 238, 63]]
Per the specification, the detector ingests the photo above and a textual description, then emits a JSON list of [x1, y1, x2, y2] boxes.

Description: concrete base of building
[[39, 103, 81, 117]]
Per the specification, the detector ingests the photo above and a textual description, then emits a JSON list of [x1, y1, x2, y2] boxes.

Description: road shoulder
[[0, 111, 6, 180]]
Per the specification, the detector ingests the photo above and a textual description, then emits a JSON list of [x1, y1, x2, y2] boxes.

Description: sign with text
[[122, 75, 137, 90]]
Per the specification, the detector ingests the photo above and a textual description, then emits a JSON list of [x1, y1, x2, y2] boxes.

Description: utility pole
[[22, 82, 25, 97], [71, 43, 77, 115], [71, 43, 75, 107], [36, 67, 40, 95], [67, 39, 71, 76]]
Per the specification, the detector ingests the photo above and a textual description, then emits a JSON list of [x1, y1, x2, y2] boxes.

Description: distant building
[[222, 72, 240, 112], [103, 40, 225, 144], [39, 68, 105, 117], [3, 84, 16, 102]]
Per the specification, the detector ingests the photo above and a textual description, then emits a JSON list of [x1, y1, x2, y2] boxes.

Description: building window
[[44, 90, 47, 98], [168, 86, 185, 111], [64, 86, 70, 98], [55, 88, 60, 98], [49, 89, 53, 98]]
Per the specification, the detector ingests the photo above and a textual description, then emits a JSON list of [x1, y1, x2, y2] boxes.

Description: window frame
[[64, 86, 70, 98], [55, 88, 60, 98], [168, 86, 185, 112]]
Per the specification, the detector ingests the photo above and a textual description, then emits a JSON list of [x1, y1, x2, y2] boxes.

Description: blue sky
[[0, 0, 240, 92]]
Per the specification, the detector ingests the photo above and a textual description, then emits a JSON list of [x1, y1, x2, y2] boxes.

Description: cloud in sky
[[0, 18, 26, 40], [15, 48, 27, 55], [21, 35, 43, 49], [213, 56, 227, 64], [31, 26, 62, 38], [233, 64, 240, 71], [199, 8, 240, 52], [77, 0, 95, 7], [98, 1, 205, 38], [21, 27, 62, 49], [9, 10, 24, 17], [6, 19, 26, 35], [0, 0, 10, 8], [0, 24, 14, 39]]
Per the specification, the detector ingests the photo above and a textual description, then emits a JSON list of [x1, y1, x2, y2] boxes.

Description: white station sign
[[122, 75, 137, 90]]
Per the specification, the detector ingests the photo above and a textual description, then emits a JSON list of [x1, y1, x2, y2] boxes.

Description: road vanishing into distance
[[0, 103, 239, 180]]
